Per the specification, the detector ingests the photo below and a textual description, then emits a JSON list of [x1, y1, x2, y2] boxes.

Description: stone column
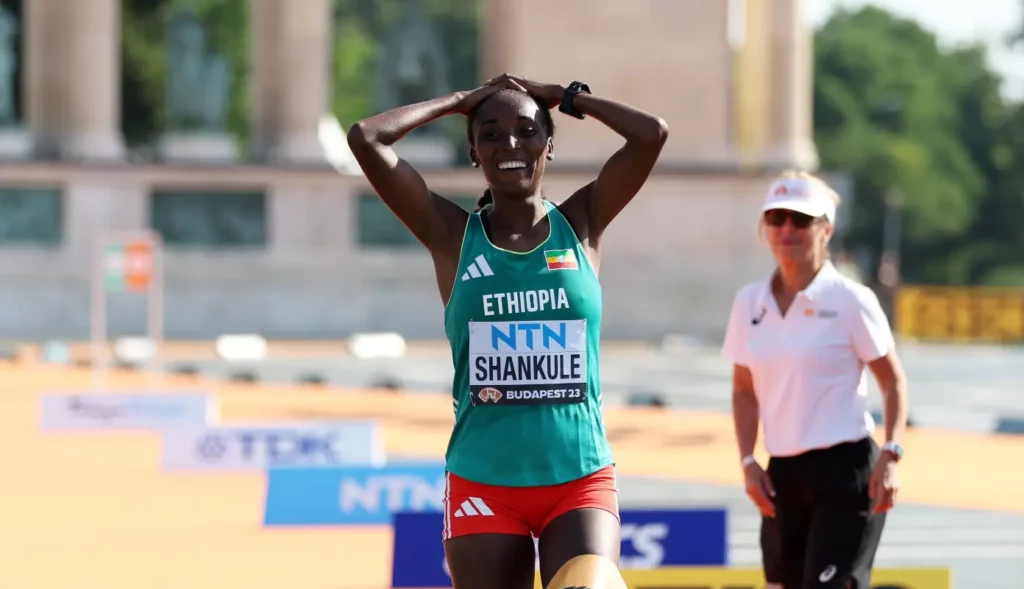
[[479, 0, 515, 82], [250, 0, 332, 165], [479, 0, 739, 170], [26, 0, 125, 161], [65, 0, 124, 161], [23, 0, 66, 158], [730, 0, 773, 169], [762, 0, 818, 171]]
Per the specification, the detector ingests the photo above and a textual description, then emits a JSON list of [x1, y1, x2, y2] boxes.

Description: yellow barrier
[[534, 567, 951, 589], [620, 567, 951, 589], [895, 285, 1024, 343]]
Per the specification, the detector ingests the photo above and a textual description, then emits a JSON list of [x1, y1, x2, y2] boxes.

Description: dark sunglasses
[[764, 209, 819, 229]]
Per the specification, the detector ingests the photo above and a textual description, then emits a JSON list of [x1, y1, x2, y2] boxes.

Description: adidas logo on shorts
[[453, 497, 493, 518]]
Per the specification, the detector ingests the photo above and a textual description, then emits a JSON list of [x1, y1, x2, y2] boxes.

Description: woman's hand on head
[[486, 74, 563, 109], [455, 75, 558, 116], [453, 84, 503, 116]]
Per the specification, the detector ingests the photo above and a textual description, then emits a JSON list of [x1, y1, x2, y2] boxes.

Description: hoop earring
[[472, 161, 479, 168], [546, 153, 554, 161]]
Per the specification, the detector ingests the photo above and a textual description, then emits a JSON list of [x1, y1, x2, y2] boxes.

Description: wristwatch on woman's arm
[[559, 81, 591, 119], [881, 441, 903, 462]]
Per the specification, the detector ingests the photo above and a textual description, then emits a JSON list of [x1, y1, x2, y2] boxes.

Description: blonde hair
[[756, 171, 842, 255]]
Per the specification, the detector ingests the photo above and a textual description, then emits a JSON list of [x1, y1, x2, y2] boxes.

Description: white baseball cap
[[761, 175, 837, 223]]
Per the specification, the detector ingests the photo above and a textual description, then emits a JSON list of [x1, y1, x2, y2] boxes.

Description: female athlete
[[347, 74, 668, 589]]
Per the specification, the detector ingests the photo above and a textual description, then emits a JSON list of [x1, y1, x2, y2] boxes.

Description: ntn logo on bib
[[475, 320, 584, 352], [468, 320, 587, 406]]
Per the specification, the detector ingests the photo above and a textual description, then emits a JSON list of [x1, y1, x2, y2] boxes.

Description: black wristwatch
[[559, 81, 591, 120]]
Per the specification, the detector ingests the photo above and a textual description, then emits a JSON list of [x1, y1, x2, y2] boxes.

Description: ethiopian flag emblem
[[544, 248, 579, 271]]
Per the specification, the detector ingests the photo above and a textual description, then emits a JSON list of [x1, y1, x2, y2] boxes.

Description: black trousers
[[760, 437, 886, 589]]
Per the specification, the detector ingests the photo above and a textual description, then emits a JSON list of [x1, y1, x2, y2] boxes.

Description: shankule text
[[468, 318, 588, 406]]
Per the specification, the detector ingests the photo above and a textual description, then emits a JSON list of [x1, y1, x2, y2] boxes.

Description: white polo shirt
[[720, 262, 895, 458]]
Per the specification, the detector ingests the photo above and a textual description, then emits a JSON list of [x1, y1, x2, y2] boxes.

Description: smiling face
[[468, 91, 554, 200]]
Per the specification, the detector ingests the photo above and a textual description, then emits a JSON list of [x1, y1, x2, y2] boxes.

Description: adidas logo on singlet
[[460, 254, 494, 281]]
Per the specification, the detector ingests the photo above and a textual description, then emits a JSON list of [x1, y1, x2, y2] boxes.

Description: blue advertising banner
[[391, 508, 728, 588], [263, 463, 445, 526]]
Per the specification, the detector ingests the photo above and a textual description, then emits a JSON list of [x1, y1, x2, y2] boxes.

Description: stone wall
[[0, 164, 775, 342]]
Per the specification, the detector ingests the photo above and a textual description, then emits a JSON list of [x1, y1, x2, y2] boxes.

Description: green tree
[[984, 1, 1024, 285], [813, 7, 1007, 285], [946, 46, 1024, 286]]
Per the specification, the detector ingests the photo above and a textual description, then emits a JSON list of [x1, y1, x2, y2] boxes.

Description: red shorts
[[442, 466, 619, 540]]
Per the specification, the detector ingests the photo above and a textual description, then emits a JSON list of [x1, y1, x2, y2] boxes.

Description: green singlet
[[443, 200, 614, 487]]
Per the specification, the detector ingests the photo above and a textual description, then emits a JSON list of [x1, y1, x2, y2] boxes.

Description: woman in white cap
[[721, 171, 910, 589]]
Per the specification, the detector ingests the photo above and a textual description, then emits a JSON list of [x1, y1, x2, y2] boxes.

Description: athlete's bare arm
[[347, 84, 528, 303], [347, 94, 474, 253], [560, 93, 667, 241]]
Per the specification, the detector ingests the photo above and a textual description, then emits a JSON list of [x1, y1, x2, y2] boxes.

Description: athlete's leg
[[535, 465, 622, 588], [444, 534, 536, 589], [443, 472, 538, 589], [545, 554, 626, 589], [538, 508, 622, 588]]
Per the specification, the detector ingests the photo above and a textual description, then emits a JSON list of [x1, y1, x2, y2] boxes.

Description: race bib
[[468, 319, 588, 406]]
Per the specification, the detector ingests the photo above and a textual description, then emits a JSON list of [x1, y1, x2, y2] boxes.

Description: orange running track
[[1, 363, 1021, 589]]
